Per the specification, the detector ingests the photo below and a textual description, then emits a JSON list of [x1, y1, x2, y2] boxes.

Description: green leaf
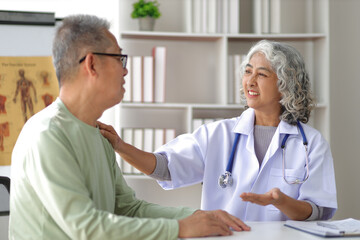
[[131, 0, 161, 19]]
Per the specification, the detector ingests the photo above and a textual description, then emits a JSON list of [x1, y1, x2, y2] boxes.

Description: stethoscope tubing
[[281, 121, 310, 184], [226, 133, 241, 173], [219, 121, 310, 188]]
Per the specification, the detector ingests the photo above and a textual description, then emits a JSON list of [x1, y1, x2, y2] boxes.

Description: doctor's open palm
[[240, 188, 284, 206], [240, 188, 313, 220]]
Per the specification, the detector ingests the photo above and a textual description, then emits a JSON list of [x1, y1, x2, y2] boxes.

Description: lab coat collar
[[264, 121, 298, 162], [232, 108, 255, 135], [232, 108, 300, 166], [232, 108, 299, 136], [278, 119, 299, 135]]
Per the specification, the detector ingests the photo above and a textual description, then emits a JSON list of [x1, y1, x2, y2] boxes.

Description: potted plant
[[131, 0, 161, 31]]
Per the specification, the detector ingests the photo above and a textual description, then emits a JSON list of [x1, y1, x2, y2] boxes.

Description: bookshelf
[[115, 0, 329, 208]]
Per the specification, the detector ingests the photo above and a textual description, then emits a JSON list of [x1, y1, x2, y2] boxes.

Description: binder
[[152, 46, 166, 103], [154, 128, 165, 151], [121, 128, 134, 174], [285, 218, 360, 237], [143, 128, 154, 152], [132, 56, 143, 103], [132, 129, 143, 174], [143, 56, 154, 103]]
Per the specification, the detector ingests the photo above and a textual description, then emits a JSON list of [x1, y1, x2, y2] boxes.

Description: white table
[[181, 221, 360, 240]]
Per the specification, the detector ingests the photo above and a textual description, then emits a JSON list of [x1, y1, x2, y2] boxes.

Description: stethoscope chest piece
[[218, 171, 233, 188]]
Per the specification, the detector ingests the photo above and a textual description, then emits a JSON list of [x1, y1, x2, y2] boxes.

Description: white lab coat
[[156, 108, 337, 221]]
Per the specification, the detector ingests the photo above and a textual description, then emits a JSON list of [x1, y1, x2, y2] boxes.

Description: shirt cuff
[[305, 200, 324, 221], [149, 153, 171, 181]]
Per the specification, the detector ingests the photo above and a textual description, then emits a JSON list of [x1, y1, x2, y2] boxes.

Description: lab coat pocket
[[266, 168, 304, 211]]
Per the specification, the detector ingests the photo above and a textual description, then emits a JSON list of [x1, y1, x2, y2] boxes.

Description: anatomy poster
[[0, 56, 59, 165]]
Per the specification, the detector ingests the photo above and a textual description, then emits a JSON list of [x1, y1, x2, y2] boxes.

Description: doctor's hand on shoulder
[[240, 188, 312, 220], [178, 209, 250, 238], [98, 121, 122, 152], [98, 121, 157, 175]]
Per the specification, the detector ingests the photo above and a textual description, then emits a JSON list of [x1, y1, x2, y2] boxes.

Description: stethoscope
[[218, 121, 310, 188]]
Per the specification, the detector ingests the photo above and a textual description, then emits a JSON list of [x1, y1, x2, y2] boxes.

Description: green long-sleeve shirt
[[10, 98, 195, 239]]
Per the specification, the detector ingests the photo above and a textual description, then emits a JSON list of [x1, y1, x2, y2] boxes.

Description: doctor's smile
[[247, 90, 260, 96]]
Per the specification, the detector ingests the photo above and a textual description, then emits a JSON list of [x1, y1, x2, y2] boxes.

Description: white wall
[[329, 0, 360, 220]]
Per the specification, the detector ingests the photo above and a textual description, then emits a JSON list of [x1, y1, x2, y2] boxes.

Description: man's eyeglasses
[[79, 52, 128, 69]]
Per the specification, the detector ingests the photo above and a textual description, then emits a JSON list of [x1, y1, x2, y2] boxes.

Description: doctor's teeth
[[249, 91, 260, 96]]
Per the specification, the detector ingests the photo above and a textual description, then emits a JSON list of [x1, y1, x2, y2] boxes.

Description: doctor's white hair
[[239, 40, 315, 125], [52, 14, 112, 86]]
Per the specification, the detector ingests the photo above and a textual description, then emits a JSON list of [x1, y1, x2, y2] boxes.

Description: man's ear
[[83, 53, 97, 77]]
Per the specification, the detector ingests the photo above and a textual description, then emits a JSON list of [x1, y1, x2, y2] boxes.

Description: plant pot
[[138, 17, 155, 31]]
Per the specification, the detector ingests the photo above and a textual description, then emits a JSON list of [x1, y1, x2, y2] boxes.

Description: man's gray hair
[[52, 14, 111, 86], [239, 40, 315, 125]]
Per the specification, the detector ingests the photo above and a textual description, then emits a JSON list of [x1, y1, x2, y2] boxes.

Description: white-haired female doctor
[[99, 40, 337, 221]]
